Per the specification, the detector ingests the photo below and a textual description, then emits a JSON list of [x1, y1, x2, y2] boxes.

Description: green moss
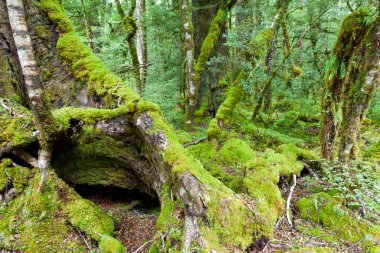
[[98, 236, 126, 253], [40, 0, 75, 32], [245, 124, 304, 149], [295, 225, 336, 243], [0, 100, 36, 147], [207, 71, 245, 139], [219, 138, 255, 165], [291, 64, 302, 77], [0, 170, 87, 252], [295, 193, 380, 251], [273, 110, 299, 128], [35, 25, 52, 40], [148, 242, 160, 253], [275, 144, 318, 160], [195, 93, 210, 118], [286, 247, 332, 253], [0, 50, 21, 102], [0, 159, 30, 194], [194, 8, 227, 76], [55, 31, 140, 108]]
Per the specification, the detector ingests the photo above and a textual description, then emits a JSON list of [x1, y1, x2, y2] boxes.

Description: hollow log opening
[[74, 185, 159, 252]]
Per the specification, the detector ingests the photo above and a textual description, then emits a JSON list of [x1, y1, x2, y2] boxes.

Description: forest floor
[[263, 178, 363, 253], [75, 186, 159, 253]]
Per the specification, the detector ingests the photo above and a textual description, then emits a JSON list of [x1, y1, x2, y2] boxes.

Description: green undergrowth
[[188, 136, 317, 239], [0, 161, 124, 253], [296, 192, 380, 252], [286, 247, 331, 253]]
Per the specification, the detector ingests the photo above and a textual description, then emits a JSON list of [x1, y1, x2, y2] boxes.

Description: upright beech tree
[[321, 7, 380, 163]]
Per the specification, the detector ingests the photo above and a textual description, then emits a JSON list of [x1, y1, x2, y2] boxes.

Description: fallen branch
[[12, 148, 39, 168], [260, 215, 284, 253], [132, 240, 154, 253], [286, 174, 297, 228], [302, 162, 319, 180], [75, 227, 92, 251], [183, 137, 207, 148]]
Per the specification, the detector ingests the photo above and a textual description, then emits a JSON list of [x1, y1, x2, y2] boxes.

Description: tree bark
[[320, 10, 371, 161], [337, 12, 380, 164], [136, 0, 147, 88], [185, 0, 237, 126], [181, 0, 197, 125]]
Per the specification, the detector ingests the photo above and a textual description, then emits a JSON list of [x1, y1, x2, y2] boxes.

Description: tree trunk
[[136, 0, 147, 88], [185, 0, 237, 126], [254, 0, 291, 118], [115, 0, 143, 93], [6, 0, 58, 191], [181, 0, 197, 125], [320, 10, 372, 161], [337, 11, 380, 164], [79, 0, 95, 51]]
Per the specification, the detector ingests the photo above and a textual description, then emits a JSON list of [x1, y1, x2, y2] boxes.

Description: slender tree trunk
[[115, 0, 143, 93], [181, 0, 197, 125], [101, 0, 107, 29], [79, 0, 95, 51], [263, 25, 280, 112], [262, 0, 290, 113], [136, 0, 147, 88], [6, 0, 58, 190]]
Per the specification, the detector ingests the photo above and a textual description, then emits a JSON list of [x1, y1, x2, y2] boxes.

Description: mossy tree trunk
[[207, 24, 277, 139], [0, 0, 259, 251], [252, 0, 291, 121], [320, 9, 377, 162], [115, 0, 144, 93], [337, 9, 380, 164], [184, 0, 237, 126]]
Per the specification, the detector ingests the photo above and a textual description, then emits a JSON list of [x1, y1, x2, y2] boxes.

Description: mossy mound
[[0, 164, 125, 253], [242, 144, 313, 237], [296, 192, 380, 251], [219, 138, 255, 165]]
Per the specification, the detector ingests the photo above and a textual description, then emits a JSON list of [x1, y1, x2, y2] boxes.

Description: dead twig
[[132, 240, 154, 253], [183, 137, 207, 148], [112, 82, 122, 106], [286, 174, 297, 228], [75, 227, 92, 251], [303, 162, 319, 180]]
